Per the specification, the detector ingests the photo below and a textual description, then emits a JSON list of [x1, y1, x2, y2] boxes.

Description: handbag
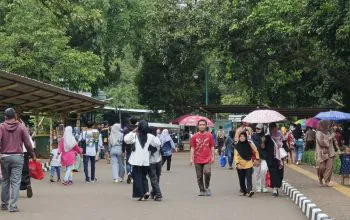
[[279, 147, 288, 159], [29, 160, 44, 180], [282, 140, 290, 153]]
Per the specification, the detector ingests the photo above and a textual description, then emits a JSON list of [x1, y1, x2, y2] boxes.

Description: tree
[[0, 0, 103, 91]]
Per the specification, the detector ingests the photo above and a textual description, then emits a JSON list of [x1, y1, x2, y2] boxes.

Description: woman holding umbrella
[[265, 123, 285, 197], [316, 120, 337, 187]]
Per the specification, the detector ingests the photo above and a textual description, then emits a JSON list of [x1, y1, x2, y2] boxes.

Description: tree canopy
[[1, 0, 349, 114]]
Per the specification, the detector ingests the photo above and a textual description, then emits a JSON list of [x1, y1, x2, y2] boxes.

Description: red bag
[[265, 171, 271, 188], [29, 160, 45, 180]]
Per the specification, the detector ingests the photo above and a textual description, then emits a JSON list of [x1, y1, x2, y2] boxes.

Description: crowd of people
[[215, 117, 350, 195], [1, 107, 350, 212]]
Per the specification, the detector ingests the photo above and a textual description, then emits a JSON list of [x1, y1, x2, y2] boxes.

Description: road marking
[[286, 164, 350, 198]]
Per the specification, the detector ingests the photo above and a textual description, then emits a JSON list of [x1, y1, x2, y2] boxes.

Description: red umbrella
[[171, 115, 214, 127], [305, 118, 319, 129], [169, 114, 192, 124]]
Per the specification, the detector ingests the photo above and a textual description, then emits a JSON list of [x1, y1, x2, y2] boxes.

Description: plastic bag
[[220, 153, 227, 167], [29, 160, 44, 180], [265, 171, 271, 188], [73, 154, 82, 172]]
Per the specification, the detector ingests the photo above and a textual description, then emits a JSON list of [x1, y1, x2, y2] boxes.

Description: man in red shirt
[[190, 119, 215, 196]]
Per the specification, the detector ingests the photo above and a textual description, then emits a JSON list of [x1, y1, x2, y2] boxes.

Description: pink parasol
[[169, 114, 193, 124], [171, 115, 214, 127], [305, 118, 319, 129], [242, 110, 286, 124]]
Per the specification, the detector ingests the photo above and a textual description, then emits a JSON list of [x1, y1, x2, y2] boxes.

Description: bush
[[301, 151, 316, 166], [301, 150, 341, 174]]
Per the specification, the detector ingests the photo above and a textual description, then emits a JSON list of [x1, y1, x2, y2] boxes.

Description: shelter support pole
[[76, 113, 81, 127], [35, 115, 39, 136], [49, 117, 53, 152]]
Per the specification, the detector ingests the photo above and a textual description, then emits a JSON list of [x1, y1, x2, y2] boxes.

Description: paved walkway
[[1, 153, 305, 220], [284, 164, 350, 220]]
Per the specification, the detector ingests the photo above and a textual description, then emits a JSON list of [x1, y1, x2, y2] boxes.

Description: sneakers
[[205, 188, 212, 196], [198, 191, 206, 196], [114, 179, 120, 183], [248, 191, 255, 197], [262, 188, 268, 193], [27, 186, 33, 198], [154, 196, 162, 202], [1, 204, 8, 211], [256, 189, 262, 193], [127, 173, 132, 184], [9, 207, 19, 213], [143, 193, 150, 200]]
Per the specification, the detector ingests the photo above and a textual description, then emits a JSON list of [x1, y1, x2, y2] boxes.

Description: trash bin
[[33, 135, 50, 159]]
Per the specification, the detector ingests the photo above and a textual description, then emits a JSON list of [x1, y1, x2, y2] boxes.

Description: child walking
[[340, 146, 350, 185], [50, 144, 61, 182]]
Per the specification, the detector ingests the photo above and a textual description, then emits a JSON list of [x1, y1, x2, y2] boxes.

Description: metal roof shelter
[[196, 105, 332, 118], [0, 70, 105, 115]]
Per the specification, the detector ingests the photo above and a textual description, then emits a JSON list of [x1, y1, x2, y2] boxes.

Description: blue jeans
[[110, 146, 125, 180], [226, 147, 234, 167], [83, 155, 96, 182], [295, 140, 304, 162], [50, 166, 61, 179], [1, 155, 24, 210]]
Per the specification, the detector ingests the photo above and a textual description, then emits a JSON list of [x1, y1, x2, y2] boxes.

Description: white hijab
[[160, 129, 172, 145], [109, 123, 123, 146], [64, 126, 77, 152]]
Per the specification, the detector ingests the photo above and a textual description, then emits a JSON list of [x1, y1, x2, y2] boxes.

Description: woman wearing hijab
[[58, 126, 82, 185], [124, 120, 161, 201], [109, 124, 125, 183], [234, 132, 260, 197], [224, 130, 235, 169], [293, 124, 304, 165], [316, 120, 336, 187], [265, 123, 285, 197], [160, 129, 176, 171]]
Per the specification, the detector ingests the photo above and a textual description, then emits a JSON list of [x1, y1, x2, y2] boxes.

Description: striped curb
[[282, 181, 333, 220], [41, 162, 51, 172]]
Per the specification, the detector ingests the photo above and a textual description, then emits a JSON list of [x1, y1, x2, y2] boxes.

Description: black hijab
[[235, 132, 252, 161], [138, 120, 149, 148], [293, 124, 303, 139]]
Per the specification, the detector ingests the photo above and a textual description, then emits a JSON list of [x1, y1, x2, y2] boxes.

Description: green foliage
[[302, 151, 316, 166], [1, 0, 350, 115], [301, 151, 341, 174], [0, 0, 103, 91]]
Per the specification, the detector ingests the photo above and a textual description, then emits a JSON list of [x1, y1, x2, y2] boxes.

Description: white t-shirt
[[80, 129, 102, 157], [50, 149, 61, 167], [124, 133, 161, 166]]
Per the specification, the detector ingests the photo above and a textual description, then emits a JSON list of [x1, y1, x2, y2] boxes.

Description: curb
[[41, 162, 50, 172], [282, 181, 333, 220]]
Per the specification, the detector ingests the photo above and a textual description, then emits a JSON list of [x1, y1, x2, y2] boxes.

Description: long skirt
[[268, 159, 284, 188], [132, 166, 149, 198]]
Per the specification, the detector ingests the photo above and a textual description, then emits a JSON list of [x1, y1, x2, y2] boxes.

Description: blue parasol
[[315, 110, 350, 121]]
